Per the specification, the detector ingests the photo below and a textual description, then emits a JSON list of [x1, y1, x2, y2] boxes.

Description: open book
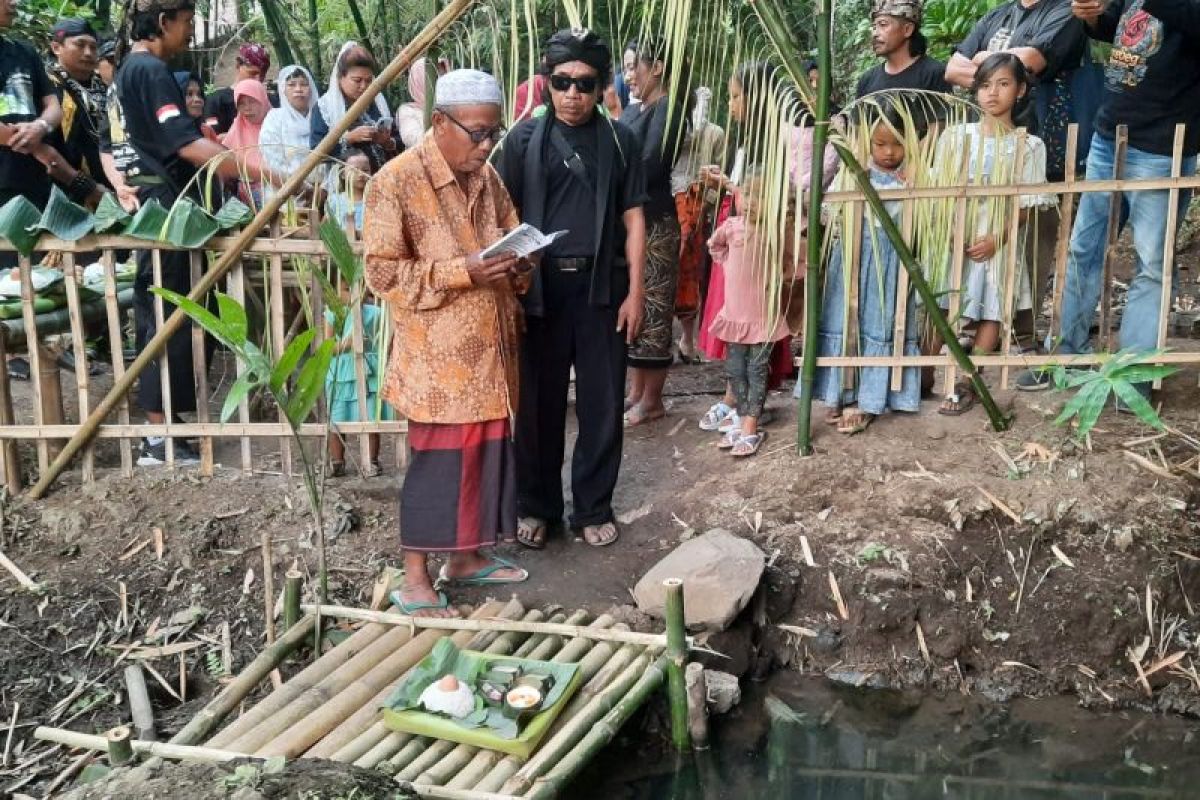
[[480, 223, 569, 260]]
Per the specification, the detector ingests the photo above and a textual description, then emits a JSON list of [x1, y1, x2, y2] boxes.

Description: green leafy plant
[[1051, 349, 1178, 438]]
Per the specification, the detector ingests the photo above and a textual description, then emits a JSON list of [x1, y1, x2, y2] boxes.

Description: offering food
[[419, 674, 476, 719], [505, 685, 543, 710]]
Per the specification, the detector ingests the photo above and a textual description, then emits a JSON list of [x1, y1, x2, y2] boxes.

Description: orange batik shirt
[[363, 137, 522, 424]]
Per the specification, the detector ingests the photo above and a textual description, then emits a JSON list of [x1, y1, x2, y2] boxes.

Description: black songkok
[[543, 28, 612, 85]]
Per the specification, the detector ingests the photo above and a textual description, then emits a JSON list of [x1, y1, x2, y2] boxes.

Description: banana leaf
[[92, 192, 131, 233], [213, 197, 252, 230], [33, 185, 94, 241], [124, 199, 170, 241], [0, 194, 44, 256], [164, 198, 220, 248]]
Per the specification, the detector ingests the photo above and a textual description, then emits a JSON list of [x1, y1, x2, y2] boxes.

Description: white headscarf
[[260, 65, 318, 179], [316, 41, 391, 128]]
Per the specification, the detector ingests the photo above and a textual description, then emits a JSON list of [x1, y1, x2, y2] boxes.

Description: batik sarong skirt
[[628, 213, 682, 369], [400, 419, 516, 552]]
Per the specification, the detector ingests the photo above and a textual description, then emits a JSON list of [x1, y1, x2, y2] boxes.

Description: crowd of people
[[0, 0, 1196, 613]]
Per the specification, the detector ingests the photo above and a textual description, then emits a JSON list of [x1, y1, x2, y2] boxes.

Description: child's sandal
[[731, 431, 767, 457], [717, 428, 740, 450]]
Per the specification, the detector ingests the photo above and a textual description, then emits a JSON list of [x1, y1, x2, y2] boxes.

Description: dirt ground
[[3, 346, 1200, 793]]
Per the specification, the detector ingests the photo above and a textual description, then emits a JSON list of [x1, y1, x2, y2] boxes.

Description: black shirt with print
[[956, 0, 1088, 83], [0, 37, 53, 194], [1090, 0, 1200, 156], [47, 70, 108, 188], [111, 51, 202, 196]]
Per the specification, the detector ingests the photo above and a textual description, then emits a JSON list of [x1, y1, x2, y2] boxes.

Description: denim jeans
[[1055, 133, 1196, 354]]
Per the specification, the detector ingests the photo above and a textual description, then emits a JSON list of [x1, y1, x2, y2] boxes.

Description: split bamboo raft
[[34, 580, 694, 799]]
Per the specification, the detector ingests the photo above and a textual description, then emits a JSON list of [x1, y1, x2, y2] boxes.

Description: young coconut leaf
[[270, 329, 316, 394], [164, 198, 220, 248], [92, 192, 132, 233], [125, 199, 170, 241], [0, 194, 43, 256], [34, 185, 94, 241], [283, 338, 335, 426]]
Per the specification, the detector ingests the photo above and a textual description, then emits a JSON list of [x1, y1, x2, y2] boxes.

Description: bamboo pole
[[37, 726, 252, 763], [685, 662, 709, 749], [794, 0, 832, 454], [398, 738, 458, 783], [169, 614, 316, 746], [1050, 125, 1081, 339], [521, 655, 671, 800], [106, 726, 134, 766], [123, 665, 157, 742], [445, 750, 503, 791], [664, 579, 689, 751], [524, 610, 589, 661], [60, 253, 94, 482], [302, 604, 677, 649], [382, 735, 432, 776], [511, 612, 568, 658], [206, 621, 390, 748], [396, 784, 520, 800], [18, 254, 48, 473], [310, 599, 526, 761], [353, 730, 412, 769], [187, 251, 214, 476], [1154, 124, 1186, 391], [0, 334, 21, 492], [750, 0, 1009, 432], [28, 0, 482, 499], [284, 570, 303, 632], [998, 132, 1028, 389], [100, 249, 133, 477]]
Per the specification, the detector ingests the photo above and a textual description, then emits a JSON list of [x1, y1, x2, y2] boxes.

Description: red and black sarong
[[400, 419, 517, 552]]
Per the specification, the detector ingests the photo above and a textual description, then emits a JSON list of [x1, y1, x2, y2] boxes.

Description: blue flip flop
[[388, 589, 451, 614], [437, 556, 529, 587]]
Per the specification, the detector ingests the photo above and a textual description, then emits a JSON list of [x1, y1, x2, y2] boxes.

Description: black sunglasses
[[442, 111, 505, 144], [549, 74, 599, 94]]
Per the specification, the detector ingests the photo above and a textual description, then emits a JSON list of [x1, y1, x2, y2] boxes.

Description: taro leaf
[[92, 192, 131, 233], [318, 217, 361, 288], [270, 329, 315, 394], [221, 371, 258, 423], [124, 199, 170, 240], [152, 287, 244, 356], [0, 194, 44, 256], [283, 338, 334, 427], [164, 198, 220, 248], [35, 185, 94, 241], [213, 196, 252, 230]]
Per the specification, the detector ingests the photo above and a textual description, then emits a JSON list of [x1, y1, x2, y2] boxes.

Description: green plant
[[1051, 349, 1178, 439], [921, 0, 1004, 62]]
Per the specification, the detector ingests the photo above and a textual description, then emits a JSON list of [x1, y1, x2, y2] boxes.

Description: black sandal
[[6, 356, 29, 381], [939, 381, 977, 416]]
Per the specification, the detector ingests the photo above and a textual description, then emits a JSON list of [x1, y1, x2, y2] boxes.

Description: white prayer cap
[[434, 69, 504, 108]]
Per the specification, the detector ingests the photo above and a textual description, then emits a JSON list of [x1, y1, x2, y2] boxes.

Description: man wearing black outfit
[[47, 19, 110, 199], [113, 0, 239, 465], [495, 29, 647, 549], [0, 0, 62, 234], [856, 0, 951, 99]]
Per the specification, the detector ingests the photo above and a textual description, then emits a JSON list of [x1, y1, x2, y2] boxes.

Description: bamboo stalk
[[284, 570, 303, 633], [206, 621, 389, 748], [685, 662, 709, 749], [499, 651, 653, 795], [445, 749, 503, 791], [0, 333, 22, 493], [794, 0, 832, 454], [187, 250, 213, 476], [548, 614, 611, 664], [301, 604, 676, 650], [524, 610, 589, 660], [311, 600, 525, 761], [664, 579, 690, 751], [381, 735, 432, 776], [511, 612, 568, 659], [395, 784, 520, 800], [1050, 125, 1080, 338], [751, 0, 1008, 432], [123, 665, 157, 742], [29, 0, 482, 499], [37, 726, 252, 763], [522, 655, 670, 800], [262, 529, 276, 647], [1099, 125, 1128, 352], [169, 614, 316, 746], [352, 730, 412, 769], [106, 726, 134, 766], [398, 739, 459, 782]]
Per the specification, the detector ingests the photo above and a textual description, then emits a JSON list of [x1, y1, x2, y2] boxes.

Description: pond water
[[574, 674, 1200, 799]]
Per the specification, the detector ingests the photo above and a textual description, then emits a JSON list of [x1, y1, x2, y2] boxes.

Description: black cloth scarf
[[48, 61, 106, 137], [519, 113, 626, 317]]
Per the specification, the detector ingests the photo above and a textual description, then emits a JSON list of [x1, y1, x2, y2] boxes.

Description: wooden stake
[[685, 662, 710, 749], [284, 570, 303, 632], [664, 579, 690, 752], [123, 664, 157, 742], [0, 549, 39, 592]]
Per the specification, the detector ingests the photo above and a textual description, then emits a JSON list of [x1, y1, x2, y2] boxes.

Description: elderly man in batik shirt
[[364, 70, 530, 617]]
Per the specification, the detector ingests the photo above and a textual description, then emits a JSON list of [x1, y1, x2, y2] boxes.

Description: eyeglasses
[[442, 111, 505, 145], [549, 74, 599, 95]]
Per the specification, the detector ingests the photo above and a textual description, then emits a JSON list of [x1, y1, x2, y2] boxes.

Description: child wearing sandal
[[933, 53, 1055, 416], [706, 175, 789, 457], [810, 105, 921, 434], [325, 285, 393, 477]]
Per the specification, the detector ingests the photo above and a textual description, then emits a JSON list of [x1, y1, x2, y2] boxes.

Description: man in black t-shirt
[[0, 0, 62, 218], [47, 19, 110, 200], [116, 0, 240, 466], [946, 0, 1087, 131], [203, 42, 276, 135], [856, 0, 952, 100], [495, 28, 648, 550]]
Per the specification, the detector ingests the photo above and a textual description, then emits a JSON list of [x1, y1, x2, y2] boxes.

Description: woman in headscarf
[[310, 42, 398, 172], [222, 78, 278, 206], [173, 71, 219, 142], [259, 64, 318, 196], [396, 57, 429, 149]]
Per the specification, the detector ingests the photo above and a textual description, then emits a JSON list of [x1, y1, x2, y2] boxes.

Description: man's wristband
[[66, 172, 99, 203]]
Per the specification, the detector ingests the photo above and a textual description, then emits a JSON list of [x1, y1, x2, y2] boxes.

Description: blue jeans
[[1056, 133, 1196, 354]]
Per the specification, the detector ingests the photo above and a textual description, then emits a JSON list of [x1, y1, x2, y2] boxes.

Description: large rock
[[633, 529, 765, 631]]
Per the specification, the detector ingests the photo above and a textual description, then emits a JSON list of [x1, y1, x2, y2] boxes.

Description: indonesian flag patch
[[156, 104, 181, 123]]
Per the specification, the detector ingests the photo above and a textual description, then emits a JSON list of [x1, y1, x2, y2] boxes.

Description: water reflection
[[574, 674, 1198, 799]]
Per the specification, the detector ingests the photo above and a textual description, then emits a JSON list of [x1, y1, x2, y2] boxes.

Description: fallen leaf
[[242, 568, 255, 595], [1050, 544, 1075, 569], [617, 504, 653, 525], [817, 507, 833, 522]]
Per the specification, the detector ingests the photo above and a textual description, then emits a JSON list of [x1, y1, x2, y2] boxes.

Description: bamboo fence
[[34, 588, 690, 800], [801, 122, 1200, 390], [0, 208, 406, 493]]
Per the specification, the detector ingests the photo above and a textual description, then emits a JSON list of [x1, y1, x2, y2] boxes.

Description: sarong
[[674, 187, 706, 321], [400, 419, 516, 552], [628, 214, 682, 369]]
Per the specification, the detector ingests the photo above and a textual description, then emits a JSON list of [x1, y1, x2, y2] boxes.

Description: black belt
[[545, 256, 593, 273]]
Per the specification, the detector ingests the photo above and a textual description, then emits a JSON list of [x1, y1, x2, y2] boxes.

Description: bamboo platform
[[37, 590, 690, 800]]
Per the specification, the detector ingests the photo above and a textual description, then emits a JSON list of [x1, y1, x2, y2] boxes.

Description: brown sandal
[[577, 522, 620, 547]]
